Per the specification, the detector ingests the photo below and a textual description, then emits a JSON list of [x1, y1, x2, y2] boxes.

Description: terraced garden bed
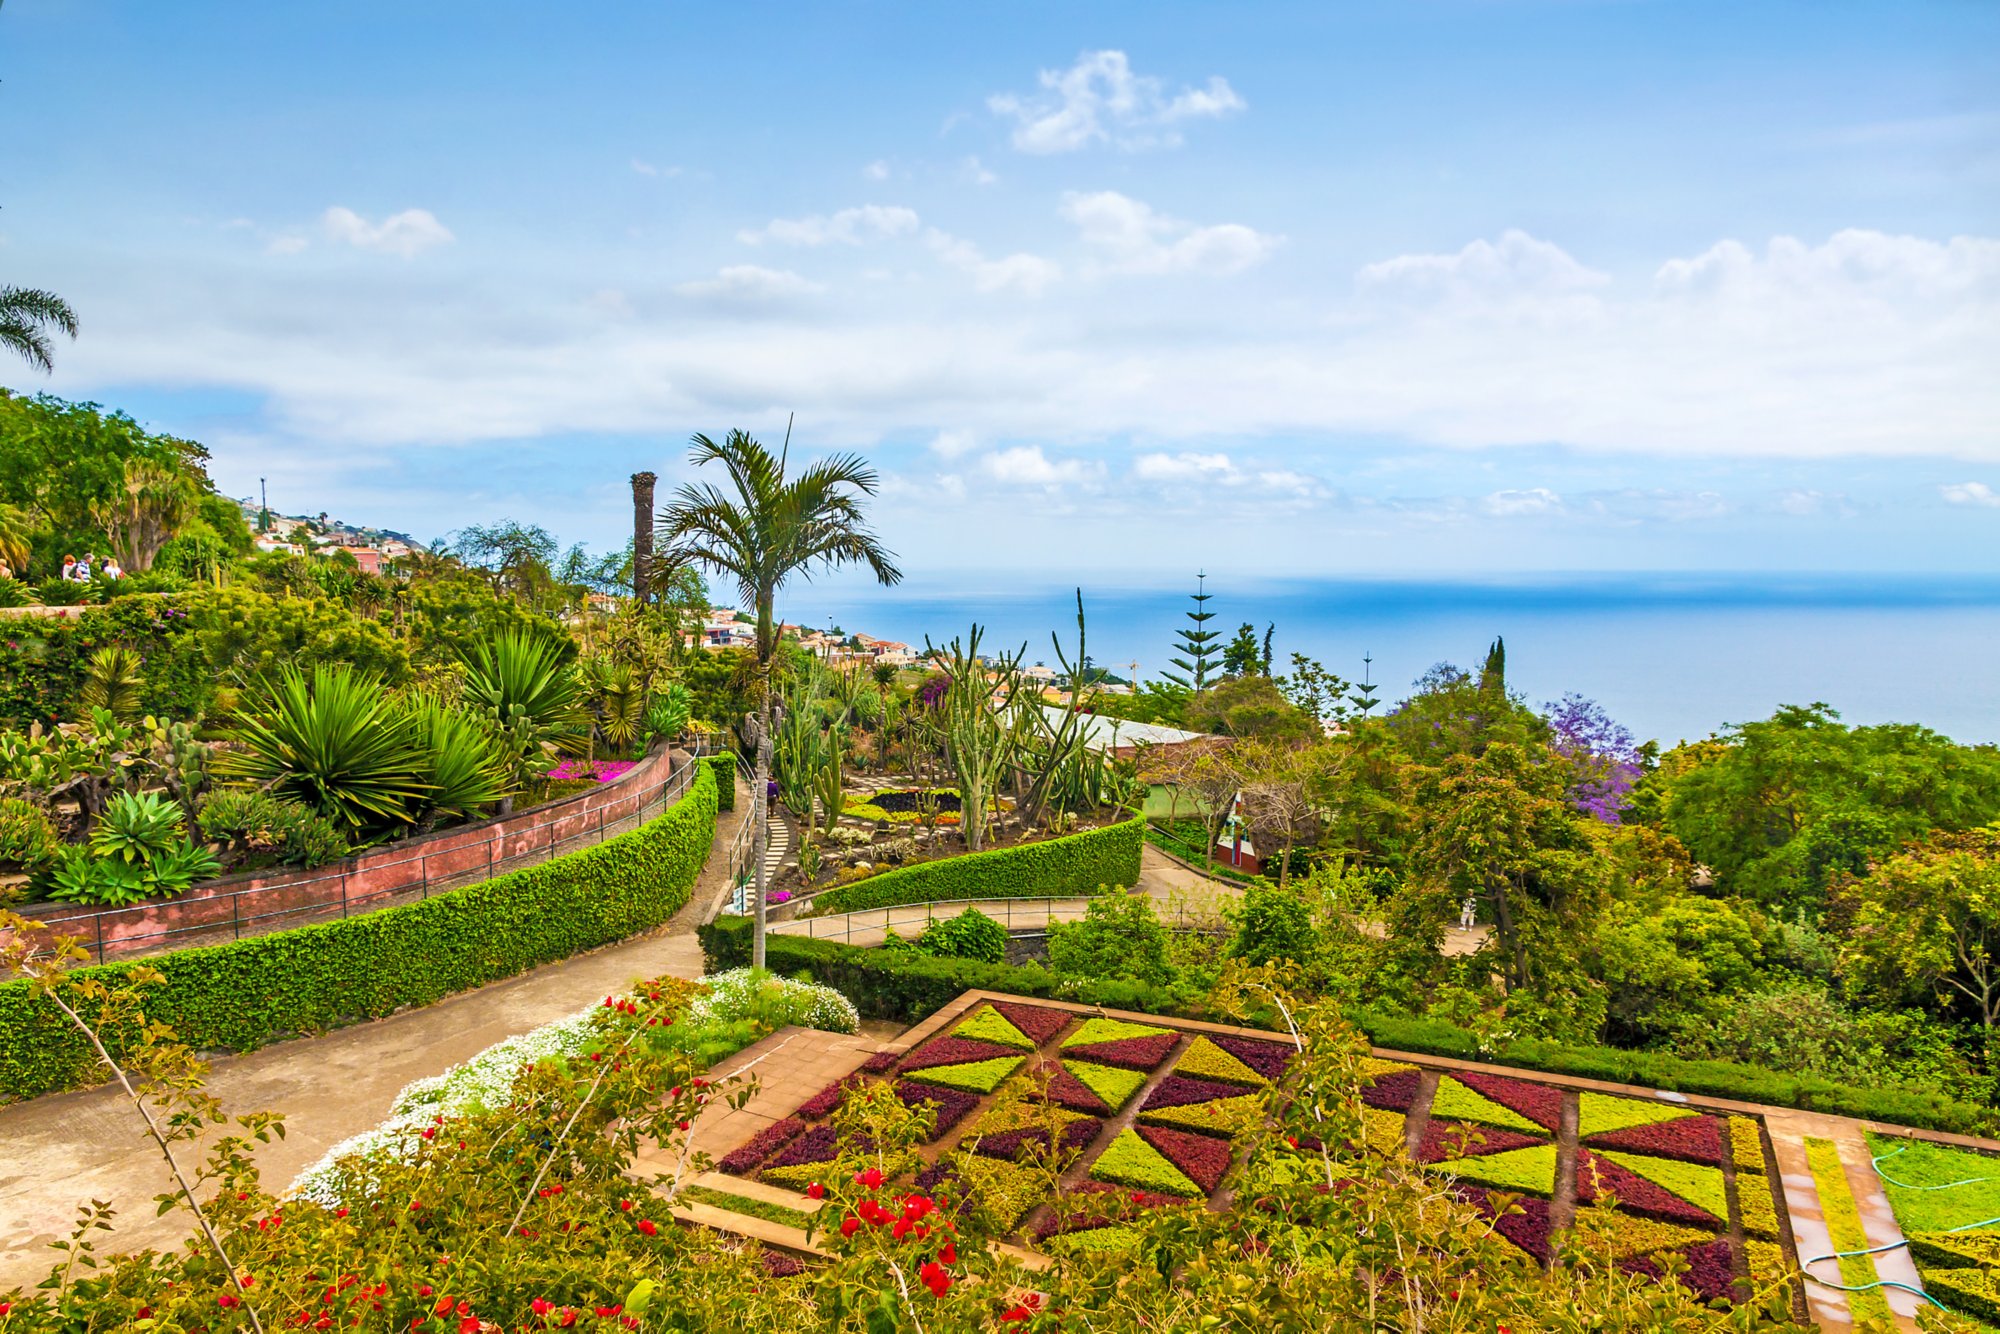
[[704, 992, 1806, 1316]]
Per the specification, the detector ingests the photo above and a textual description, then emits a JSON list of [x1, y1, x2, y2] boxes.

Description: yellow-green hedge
[[809, 816, 1143, 915], [0, 765, 718, 1103]]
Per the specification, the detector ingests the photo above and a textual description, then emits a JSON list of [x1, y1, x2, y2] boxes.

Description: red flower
[[532, 1299, 553, 1315], [218, 1294, 240, 1308], [456, 1301, 472, 1317], [619, 1199, 633, 1211], [593, 1305, 622, 1318], [806, 1182, 825, 1200], [939, 1242, 957, 1265], [918, 1260, 952, 1298], [855, 1167, 884, 1189], [637, 1219, 658, 1237], [559, 1309, 579, 1328], [840, 1216, 860, 1238], [418, 1286, 433, 1298], [335, 1207, 349, 1218], [677, 1120, 690, 1131], [422, 1128, 437, 1140], [458, 1319, 480, 1334]]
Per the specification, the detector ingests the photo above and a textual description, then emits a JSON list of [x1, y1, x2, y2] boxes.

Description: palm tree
[[1, 286, 78, 373], [656, 427, 901, 967]]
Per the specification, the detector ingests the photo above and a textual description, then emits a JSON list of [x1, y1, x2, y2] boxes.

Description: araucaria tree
[[1161, 571, 1222, 691], [656, 428, 901, 967]]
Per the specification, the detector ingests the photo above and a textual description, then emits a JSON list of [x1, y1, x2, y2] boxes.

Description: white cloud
[[674, 265, 824, 301], [265, 234, 310, 256], [1133, 451, 1236, 482], [1480, 487, 1564, 517], [321, 206, 454, 258], [862, 160, 891, 182], [1060, 191, 1279, 276], [960, 156, 998, 186], [980, 445, 1101, 486], [923, 229, 1060, 294], [1942, 481, 2000, 507], [739, 205, 921, 247], [1360, 229, 1608, 298], [929, 430, 976, 458], [989, 50, 1245, 154]]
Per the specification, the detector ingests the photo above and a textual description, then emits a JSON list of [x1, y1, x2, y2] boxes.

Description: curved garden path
[[0, 777, 753, 1292]]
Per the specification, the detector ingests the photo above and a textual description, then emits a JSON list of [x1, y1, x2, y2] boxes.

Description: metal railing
[[31, 750, 710, 965], [772, 895, 1227, 945]]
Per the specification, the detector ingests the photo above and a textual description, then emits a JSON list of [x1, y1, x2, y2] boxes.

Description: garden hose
[[1871, 1143, 1998, 1193], [1797, 1146, 2000, 1314]]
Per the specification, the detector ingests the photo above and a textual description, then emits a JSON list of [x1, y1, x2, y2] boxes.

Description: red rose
[[806, 1182, 825, 1200]]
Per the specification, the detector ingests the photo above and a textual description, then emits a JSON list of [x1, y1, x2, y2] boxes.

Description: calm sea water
[[780, 574, 2000, 747]]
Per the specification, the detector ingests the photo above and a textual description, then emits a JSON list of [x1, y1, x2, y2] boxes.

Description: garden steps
[[1765, 1111, 1926, 1331], [690, 1170, 828, 1215]]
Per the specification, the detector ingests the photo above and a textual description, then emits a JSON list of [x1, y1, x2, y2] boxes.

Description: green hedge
[[1347, 1007, 2000, 1139], [697, 914, 1188, 1023], [808, 815, 1144, 916], [0, 766, 719, 1103], [701, 752, 736, 811], [697, 918, 1998, 1136]]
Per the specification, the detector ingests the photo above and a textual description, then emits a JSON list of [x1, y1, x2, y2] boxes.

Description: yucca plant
[[216, 663, 432, 834], [402, 694, 514, 829], [79, 647, 146, 720], [581, 659, 647, 755], [644, 682, 693, 746], [459, 631, 589, 795], [90, 791, 186, 863]]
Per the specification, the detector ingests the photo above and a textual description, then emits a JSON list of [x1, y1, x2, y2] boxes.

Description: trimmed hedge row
[[698, 918, 1999, 1137], [808, 815, 1144, 916], [697, 914, 1186, 1023], [701, 752, 736, 811], [0, 766, 719, 1103]]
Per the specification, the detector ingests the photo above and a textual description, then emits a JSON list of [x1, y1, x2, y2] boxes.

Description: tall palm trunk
[[630, 472, 656, 604]]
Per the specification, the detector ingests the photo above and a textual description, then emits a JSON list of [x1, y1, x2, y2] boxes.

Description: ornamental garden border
[[686, 989, 1815, 1319]]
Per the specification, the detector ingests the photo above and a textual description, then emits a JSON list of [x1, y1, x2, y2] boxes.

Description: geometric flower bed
[[709, 994, 1802, 1315], [1353, 1060, 1797, 1310]]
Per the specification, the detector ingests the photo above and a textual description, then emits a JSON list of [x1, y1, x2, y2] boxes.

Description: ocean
[[778, 573, 2000, 747]]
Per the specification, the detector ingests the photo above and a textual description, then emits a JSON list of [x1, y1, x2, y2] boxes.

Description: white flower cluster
[[688, 968, 860, 1036], [288, 1002, 603, 1208]]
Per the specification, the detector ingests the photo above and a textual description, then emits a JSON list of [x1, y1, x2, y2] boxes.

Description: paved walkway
[[0, 776, 749, 1293]]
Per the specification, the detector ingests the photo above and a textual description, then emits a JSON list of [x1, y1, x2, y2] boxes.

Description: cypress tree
[[1480, 636, 1507, 695]]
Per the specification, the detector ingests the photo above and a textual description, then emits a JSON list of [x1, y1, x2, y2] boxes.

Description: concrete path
[[0, 776, 749, 1293]]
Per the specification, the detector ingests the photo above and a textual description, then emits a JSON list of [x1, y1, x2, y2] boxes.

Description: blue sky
[[3, 0, 1996, 578]]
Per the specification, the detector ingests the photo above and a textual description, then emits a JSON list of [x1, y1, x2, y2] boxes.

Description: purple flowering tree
[[1544, 692, 1640, 823]]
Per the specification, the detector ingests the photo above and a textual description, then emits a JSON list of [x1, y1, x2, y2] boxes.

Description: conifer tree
[[1160, 572, 1222, 691]]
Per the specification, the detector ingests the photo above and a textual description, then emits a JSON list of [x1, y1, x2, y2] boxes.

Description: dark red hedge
[[897, 1035, 1021, 1073], [1067, 1033, 1180, 1071], [1138, 1123, 1234, 1193], [1207, 1034, 1295, 1080], [969, 1115, 1104, 1163], [760, 1250, 808, 1278], [1618, 1238, 1737, 1304], [797, 1077, 860, 1121], [994, 1001, 1075, 1045], [1362, 1069, 1424, 1113], [1417, 1120, 1546, 1164], [1585, 1114, 1726, 1167], [1574, 1149, 1723, 1228], [893, 1080, 981, 1142], [719, 1115, 805, 1176], [1452, 1185, 1553, 1262], [1141, 1073, 1247, 1113], [766, 1122, 855, 1170], [1451, 1070, 1564, 1132], [1039, 1063, 1112, 1115], [858, 1050, 901, 1075]]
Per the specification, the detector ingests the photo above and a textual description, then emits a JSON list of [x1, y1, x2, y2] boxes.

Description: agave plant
[[79, 647, 145, 720], [89, 790, 185, 863], [216, 663, 432, 833], [459, 631, 589, 790], [402, 694, 514, 829], [580, 658, 647, 755], [645, 682, 693, 746]]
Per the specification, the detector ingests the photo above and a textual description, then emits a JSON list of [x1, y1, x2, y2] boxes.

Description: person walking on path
[[60, 555, 78, 582]]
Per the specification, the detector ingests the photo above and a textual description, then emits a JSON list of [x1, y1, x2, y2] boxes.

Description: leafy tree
[[1479, 635, 1506, 695], [1276, 652, 1351, 730], [1545, 692, 1643, 824], [1590, 895, 1764, 1045], [1158, 572, 1221, 691], [1840, 825, 2000, 1062], [1229, 878, 1318, 967], [656, 427, 901, 968], [0, 285, 77, 372], [1046, 892, 1175, 986], [1183, 674, 1315, 741], [1654, 704, 2000, 912], [1382, 660, 1544, 765], [1221, 621, 1261, 678]]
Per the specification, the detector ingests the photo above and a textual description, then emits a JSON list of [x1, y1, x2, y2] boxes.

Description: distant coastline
[[783, 573, 2000, 748]]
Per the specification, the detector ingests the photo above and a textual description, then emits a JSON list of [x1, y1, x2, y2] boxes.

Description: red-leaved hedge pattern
[[1141, 1073, 1248, 1113], [993, 1001, 1075, 1045], [1362, 1069, 1424, 1113], [1451, 1070, 1565, 1132], [1207, 1034, 1295, 1081], [1065, 1033, 1180, 1071], [897, 1035, 1021, 1073], [971, 1116, 1104, 1163], [1574, 1150, 1722, 1227], [1137, 1124, 1233, 1193], [1418, 1120, 1547, 1164], [719, 1116, 804, 1175], [1585, 1114, 1726, 1167]]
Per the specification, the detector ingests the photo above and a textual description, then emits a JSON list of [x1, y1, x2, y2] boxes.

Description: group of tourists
[[59, 553, 123, 582]]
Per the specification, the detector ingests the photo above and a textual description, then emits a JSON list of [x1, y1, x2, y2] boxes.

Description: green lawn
[[1864, 1132, 2000, 1234]]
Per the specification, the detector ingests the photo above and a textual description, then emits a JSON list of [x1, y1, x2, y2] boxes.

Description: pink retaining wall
[[14, 745, 696, 962]]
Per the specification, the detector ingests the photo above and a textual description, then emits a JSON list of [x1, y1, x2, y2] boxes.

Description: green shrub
[[196, 790, 350, 869], [697, 914, 1193, 1024], [0, 797, 60, 872], [701, 752, 736, 811], [0, 764, 718, 1103], [916, 907, 1008, 963], [808, 815, 1142, 915]]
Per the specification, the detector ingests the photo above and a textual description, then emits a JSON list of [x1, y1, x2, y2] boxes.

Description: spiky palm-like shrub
[[78, 647, 145, 720], [216, 663, 431, 835], [90, 791, 186, 863], [402, 695, 514, 829], [459, 631, 588, 789]]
